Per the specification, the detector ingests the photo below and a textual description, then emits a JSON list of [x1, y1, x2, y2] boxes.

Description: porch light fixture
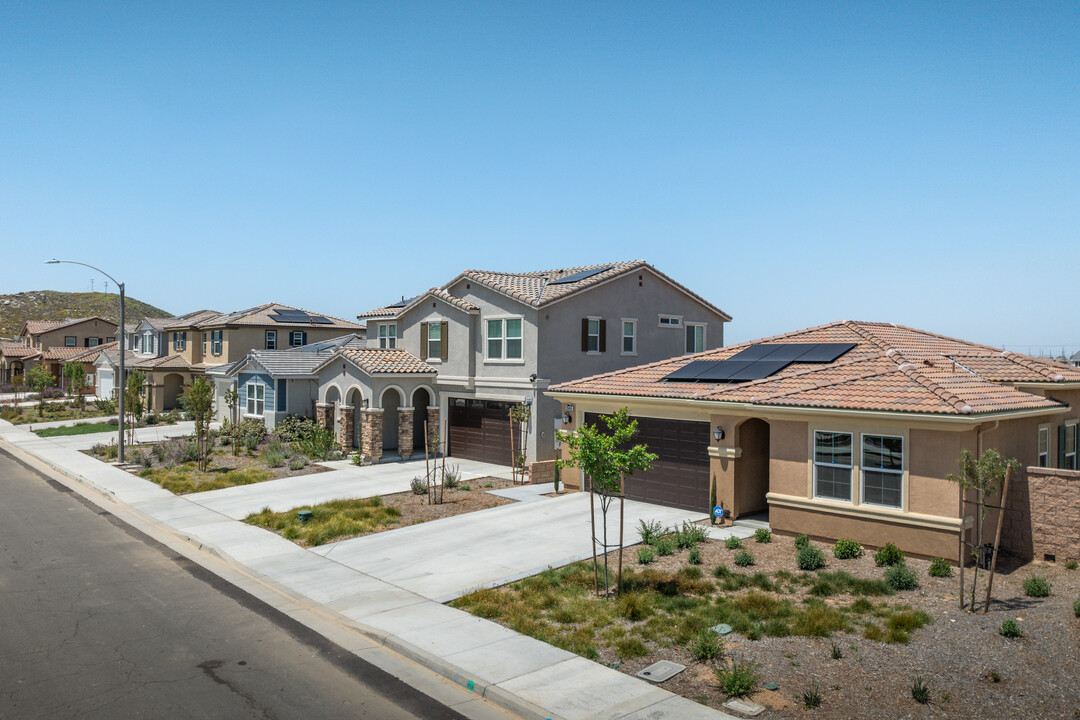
[[713, 426, 725, 441], [361, 398, 369, 409]]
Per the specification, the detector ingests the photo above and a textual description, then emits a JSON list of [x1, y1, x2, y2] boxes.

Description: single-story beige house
[[548, 321, 1080, 559]]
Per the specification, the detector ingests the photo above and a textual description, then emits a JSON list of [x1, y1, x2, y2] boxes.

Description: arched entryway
[[324, 386, 341, 443], [380, 387, 403, 453], [345, 386, 364, 449], [162, 373, 184, 410], [735, 418, 771, 517], [411, 387, 431, 452]]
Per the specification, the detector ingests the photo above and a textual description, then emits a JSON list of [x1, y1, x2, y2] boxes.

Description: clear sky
[[3, 2, 1077, 354]]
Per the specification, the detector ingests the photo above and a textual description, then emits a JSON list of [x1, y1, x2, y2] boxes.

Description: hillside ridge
[[0, 290, 171, 339]]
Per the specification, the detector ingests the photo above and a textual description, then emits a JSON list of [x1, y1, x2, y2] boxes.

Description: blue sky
[[3, 2, 1077, 353]]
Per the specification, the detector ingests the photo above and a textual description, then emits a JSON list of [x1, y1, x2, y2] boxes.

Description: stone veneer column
[[361, 408, 383, 463], [426, 406, 441, 455], [397, 407, 414, 460], [316, 402, 334, 431], [338, 405, 354, 453]]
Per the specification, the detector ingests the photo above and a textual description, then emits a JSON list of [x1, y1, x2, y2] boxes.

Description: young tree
[[947, 448, 1020, 611], [124, 370, 146, 447], [27, 366, 56, 413], [180, 376, 214, 472], [63, 361, 88, 410], [557, 408, 656, 597]]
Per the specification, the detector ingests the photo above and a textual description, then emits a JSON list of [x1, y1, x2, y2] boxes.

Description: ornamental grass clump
[[833, 538, 862, 560], [688, 547, 702, 565]]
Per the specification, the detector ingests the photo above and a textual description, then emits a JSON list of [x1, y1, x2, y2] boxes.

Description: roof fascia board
[[544, 390, 1069, 427]]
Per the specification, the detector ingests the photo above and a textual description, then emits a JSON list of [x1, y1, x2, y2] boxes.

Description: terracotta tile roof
[[358, 288, 479, 319], [334, 348, 436, 375], [42, 346, 96, 361], [134, 354, 193, 370], [550, 321, 1078, 417], [67, 341, 118, 364], [1, 342, 40, 359], [185, 303, 363, 330]]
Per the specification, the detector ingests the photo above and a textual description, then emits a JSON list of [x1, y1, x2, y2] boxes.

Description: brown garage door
[[584, 413, 710, 512], [449, 398, 520, 466]]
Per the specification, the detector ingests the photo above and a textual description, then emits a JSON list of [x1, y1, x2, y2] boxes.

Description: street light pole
[[46, 259, 126, 462]]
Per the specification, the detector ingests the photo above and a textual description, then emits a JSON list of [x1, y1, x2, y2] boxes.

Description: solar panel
[[693, 359, 794, 381], [387, 295, 418, 309], [549, 266, 613, 285], [795, 343, 856, 363], [662, 360, 721, 381], [723, 344, 775, 361]]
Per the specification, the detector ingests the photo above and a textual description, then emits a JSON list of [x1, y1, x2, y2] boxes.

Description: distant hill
[[0, 291, 172, 339]]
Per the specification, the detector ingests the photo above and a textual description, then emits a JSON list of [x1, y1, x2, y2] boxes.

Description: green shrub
[[637, 546, 655, 564], [688, 547, 702, 565], [724, 536, 743, 550], [873, 542, 905, 567], [1065, 560, 1078, 570], [797, 546, 826, 571], [1073, 599, 1080, 618], [410, 477, 427, 495], [263, 450, 285, 468], [911, 676, 930, 704], [885, 564, 918, 591], [715, 661, 759, 698], [288, 454, 309, 471], [754, 528, 772, 543], [443, 469, 460, 490], [276, 415, 319, 442], [655, 537, 676, 556], [734, 550, 754, 567], [833, 538, 862, 559], [638, 519, 665, 545], [689, 627, 724, 661], [794, 534, 811, 550], [998, 619, 1022, 638], [1023, 576, 1051, 597], [676, 521, 709, 548], [928, 557, 953, 578]]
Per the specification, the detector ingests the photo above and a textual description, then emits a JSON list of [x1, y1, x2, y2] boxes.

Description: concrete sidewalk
[[0, 420, 735, 720]]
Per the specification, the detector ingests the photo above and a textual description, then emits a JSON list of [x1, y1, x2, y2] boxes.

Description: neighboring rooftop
[[550, 321, 1080, 417], [333, 348, 437, 375], [170, 303, 362, 330], [211, 334, 366, 378]]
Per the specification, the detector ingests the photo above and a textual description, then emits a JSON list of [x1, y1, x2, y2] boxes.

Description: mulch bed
[[584, 530, 1080, 718]]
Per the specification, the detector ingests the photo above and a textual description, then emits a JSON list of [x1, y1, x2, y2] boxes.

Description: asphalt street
[[0, 449, 465, 720]]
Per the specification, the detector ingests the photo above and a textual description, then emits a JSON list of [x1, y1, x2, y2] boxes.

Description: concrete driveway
[[313, 493, 708, 602], [188, 457, 513, 519]]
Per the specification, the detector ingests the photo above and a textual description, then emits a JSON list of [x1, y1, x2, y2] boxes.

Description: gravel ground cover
[[453, 524, 1080, 719]]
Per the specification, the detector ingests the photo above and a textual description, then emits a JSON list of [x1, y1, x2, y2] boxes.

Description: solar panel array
[[549, 266, 613, 285], [662, 343, 856, 383], [269, 309, 333, 325]]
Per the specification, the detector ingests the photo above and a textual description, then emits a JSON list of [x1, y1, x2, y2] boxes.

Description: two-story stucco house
[[1, 316, 117, 385], [342, 261, 730, 472]]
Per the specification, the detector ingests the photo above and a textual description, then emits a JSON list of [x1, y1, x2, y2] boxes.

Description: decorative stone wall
[[316, 402, 334, 432], [529, 460, 557, 486], [338, 405, 354, 453], [398, 407, 414, 460], [426, 406, 441, 455], [361, 408, 383, 463], [1001, 466, 1080, 563]]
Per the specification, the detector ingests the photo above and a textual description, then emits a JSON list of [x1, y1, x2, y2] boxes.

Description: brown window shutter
[[581, 319, 589, 352], [440, 321, 448, 360], [420, 323, 428, 360], [599, 319, 606, 353]]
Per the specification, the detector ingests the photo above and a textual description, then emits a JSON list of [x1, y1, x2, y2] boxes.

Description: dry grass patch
[[245, 497, 401, 546]]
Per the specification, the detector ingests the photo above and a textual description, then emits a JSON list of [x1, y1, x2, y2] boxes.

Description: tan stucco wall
[[770, 505, 959, 559], [31, 319, 115, 350]]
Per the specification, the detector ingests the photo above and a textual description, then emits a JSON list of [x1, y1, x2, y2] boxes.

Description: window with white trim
[[172, 332, 186, 351], [87, 337, 100, 347], [142, 331, 154, 354], [861, 434, 903, 508], [265, 330, 276, 350], [621, 319, 636, 355], [585, 318, 601, 353], [814, 431, 852, 502], [685, 323, 705, 353], [1065, 422, 1078, 470], [289, 331, 306, 347], [1038, 426, 1050, 467], [658, 315, 682, 327], [246, 382, 264, 416], [378, 324, 396, 349], [64, 336, 76, 347], [211, 330, 223, 355], [486, 317, 523, 360], [427, 321, 441, 359]]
